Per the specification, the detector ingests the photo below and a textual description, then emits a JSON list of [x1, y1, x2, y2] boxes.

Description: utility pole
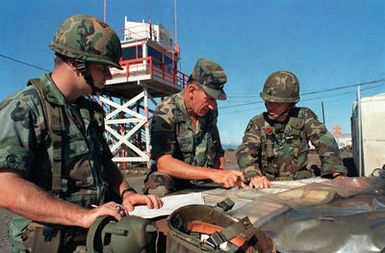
[[321, 101, 326, 124], [357, 86, 363, 176]]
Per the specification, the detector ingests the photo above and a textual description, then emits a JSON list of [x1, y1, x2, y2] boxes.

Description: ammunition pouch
[[24, 223, 62, 253]]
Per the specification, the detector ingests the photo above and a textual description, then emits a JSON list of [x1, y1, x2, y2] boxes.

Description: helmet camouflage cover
[[167, 204, 275, 252], [49, 14, 122, 69], [260, 70, 300, 103]]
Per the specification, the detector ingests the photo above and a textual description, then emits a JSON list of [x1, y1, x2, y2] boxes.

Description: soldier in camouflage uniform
[[144, 58, 245, 196], [0, 15, 162, 252], [237, 70, 346, 189]]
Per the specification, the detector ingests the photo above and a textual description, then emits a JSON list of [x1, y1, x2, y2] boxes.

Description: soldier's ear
[[66, 59, 79, 72], [187, 83, 198, 99]]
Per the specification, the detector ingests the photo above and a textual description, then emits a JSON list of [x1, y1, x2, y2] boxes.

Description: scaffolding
[[103, 18, 188, 169]]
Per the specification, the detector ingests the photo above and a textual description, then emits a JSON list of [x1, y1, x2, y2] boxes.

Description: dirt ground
[[0, 208, 11, 253]]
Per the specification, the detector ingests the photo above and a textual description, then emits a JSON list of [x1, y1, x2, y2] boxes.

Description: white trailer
[[352, 93, 385, 176]]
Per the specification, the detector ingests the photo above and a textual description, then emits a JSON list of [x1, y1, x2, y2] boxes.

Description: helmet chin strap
[[75, 59, 104, 95]]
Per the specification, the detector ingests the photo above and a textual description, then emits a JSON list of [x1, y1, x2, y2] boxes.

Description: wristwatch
[[120, 186, 137, 199]]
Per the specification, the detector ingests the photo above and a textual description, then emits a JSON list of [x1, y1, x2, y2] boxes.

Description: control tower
[[102, 17, 188, 168]]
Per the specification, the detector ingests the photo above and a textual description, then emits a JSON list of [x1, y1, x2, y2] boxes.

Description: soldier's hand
[[81, 201, 127, 228], [249, 175, 272, 189], [122, 193, 163, 212], [211, 169, 245, 188]]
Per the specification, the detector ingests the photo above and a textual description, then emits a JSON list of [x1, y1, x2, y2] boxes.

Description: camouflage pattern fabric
[[49, 14, 122, 69], [237, 107, 346, 181], [143, 172, 177, 197], [143, 171, 200, 197], [260, 70, 300, 103], [148, 90, 224, 192], [0, 74, 115, 252], [189, 58, 227, 100], [150, 90, 224, 168]]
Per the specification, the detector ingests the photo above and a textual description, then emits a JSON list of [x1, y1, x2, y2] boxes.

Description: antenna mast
[[104, 0, 107, 22], [174, 0, 178, 45], [148, 0, 152, 23]]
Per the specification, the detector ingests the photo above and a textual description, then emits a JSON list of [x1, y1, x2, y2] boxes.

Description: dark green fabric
[[237, 107, 346, 181], [150, 91, 224, 168], [28, 78, 65, 193], [0, 73, 114, 252]]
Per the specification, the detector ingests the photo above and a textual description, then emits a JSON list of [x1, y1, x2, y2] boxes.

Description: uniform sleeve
[[236, 119, 263, 180], [150, 104, 175, 161], [303, 109, 347, 176], [0, 96, 41, 177], [212, 125, 224, 156], [210, 109, 224, 156]]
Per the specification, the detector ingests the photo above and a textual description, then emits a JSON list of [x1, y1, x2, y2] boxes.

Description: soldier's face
[[189, 84, 217, 117], [88, 64, 113, 90], [265, 102, 292, 122]]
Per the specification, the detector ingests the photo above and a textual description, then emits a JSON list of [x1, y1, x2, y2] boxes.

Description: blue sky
[[1, 0, 385, 145]]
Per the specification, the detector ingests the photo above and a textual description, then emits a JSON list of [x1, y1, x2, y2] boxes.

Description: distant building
[[332, 125, 342, 137], [331, 124, 351, 148], [309, 125, 351, 150], [333, 133, 352, 148]]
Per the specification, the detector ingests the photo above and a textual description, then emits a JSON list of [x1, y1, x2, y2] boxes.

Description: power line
[[301, 78, 385, 96], [220, 78, 385, 110], [219, 79, 385, 110], [229, 78, 385, 98], [220, 100, 263, 110], [0, 53, 50, 72]]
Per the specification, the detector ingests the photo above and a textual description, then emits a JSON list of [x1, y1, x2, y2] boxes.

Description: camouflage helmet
[[166, 203, 274, 252], [260, 70, 300, 103], [49, 14, 123, 69]]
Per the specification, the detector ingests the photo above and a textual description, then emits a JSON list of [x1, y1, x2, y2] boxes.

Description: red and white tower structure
[[102, 17, 187, 168]]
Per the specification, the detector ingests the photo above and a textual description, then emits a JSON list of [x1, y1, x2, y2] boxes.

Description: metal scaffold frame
[[100, 86, 157, 167], [101, 17, 187, 169]]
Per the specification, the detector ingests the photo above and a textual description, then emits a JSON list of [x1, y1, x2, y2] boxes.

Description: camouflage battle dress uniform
[[0, 74, 116, 252], [237, 70, 346, 181], [144, 90, 224, 194], [237, 107, 346, 181]]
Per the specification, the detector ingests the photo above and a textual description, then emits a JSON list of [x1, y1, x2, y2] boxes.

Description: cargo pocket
[[177, 137, 194, 164]]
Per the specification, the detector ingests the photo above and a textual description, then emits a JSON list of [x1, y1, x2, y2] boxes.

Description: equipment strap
[[215, 198, 235, 212], [205, 216, 254, 249], [28, 79, 65, 194]]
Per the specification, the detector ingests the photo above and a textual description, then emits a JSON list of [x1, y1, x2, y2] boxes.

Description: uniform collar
[[39, 73, 67, 106], [174, 90, 190, 122]]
